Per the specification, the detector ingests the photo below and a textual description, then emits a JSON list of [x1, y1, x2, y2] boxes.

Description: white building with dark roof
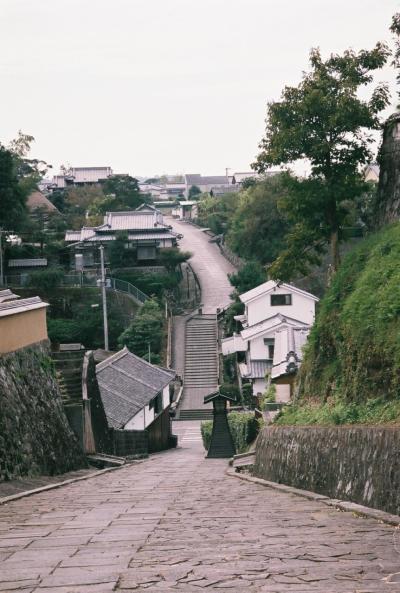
[[51, 166, 113, 189], [65, 204, 179, 265], [96, 347, 175, 431], [222, 280, 318, 401]]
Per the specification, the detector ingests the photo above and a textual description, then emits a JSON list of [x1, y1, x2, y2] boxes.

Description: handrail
[[5, 272, 149, 305]]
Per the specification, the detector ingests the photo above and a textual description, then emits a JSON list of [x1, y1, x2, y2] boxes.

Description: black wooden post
[[204, 391, 236, 458]]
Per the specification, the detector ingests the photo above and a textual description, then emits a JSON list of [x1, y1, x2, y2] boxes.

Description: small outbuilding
[[96, 347, 176, 452]]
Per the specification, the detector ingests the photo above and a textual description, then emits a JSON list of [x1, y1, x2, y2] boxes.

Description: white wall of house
[[162, 384, 170, 408], [252, 379, 266, 397], [246, 288, 316, 327], [123, 384, 170, 430], [249, 332, 275, 360], [276, 384, 291, 403], [125, 407, 147, 430]]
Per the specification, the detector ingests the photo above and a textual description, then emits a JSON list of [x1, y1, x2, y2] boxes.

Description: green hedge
[[200, 411, 259, 454]]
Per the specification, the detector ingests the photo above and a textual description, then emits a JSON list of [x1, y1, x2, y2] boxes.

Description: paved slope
[[0, 425, 398, 592], [169, 218, 235, 313]]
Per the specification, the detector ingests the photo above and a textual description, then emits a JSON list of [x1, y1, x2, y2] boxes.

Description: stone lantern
[[203, 390, 236, 459]]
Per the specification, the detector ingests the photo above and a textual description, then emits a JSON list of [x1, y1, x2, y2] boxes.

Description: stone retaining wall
[[253, 425, 400, 515], [0, 342, 85, 481]]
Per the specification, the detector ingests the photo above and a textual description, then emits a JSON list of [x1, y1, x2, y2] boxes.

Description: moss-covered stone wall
[[254, 425, 400, 515], [0, 341, 85, 481]]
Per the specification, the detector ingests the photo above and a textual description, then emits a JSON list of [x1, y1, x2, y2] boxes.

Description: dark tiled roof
[[96, 347, 175, 428]]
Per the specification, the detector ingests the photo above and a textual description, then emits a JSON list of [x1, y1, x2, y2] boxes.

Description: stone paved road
[[1, 422, 400, 592], [168, 219, 236, 314]]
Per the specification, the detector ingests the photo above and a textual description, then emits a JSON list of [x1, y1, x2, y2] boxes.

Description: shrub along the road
[[201, 412, 259, 454]]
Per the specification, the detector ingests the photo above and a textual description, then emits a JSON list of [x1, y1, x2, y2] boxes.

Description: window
[[137, 245, 156, 260], [264, 338, 275, 360], [271, 294, 292, 306], [150, 392, 163, 415]]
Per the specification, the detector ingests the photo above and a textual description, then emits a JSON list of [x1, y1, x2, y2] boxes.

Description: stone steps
[[178, 409, 214, 421], [180, 314, 219, 411]]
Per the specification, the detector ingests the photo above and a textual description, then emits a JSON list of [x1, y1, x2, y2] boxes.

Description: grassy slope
[[277, 223, 400, 425]]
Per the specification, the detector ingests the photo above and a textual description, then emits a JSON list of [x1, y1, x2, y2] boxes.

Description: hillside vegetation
[[277, 223, 400, 425]]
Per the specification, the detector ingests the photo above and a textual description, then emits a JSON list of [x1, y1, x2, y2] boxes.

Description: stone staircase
[[52, 349, 85, 403], [177, 314, 218, 420]]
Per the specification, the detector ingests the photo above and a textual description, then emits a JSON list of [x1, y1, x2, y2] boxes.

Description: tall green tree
[[253, 44, 390, 279], [0, 146, 26, 230], [101, 174, 147, 210], [188, 185, 201, 199], [226, 175, 290, 265]]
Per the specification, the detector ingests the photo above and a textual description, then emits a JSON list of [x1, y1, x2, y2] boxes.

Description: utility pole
[[99, 245, 109, 351], [0, 230, 3, 287]]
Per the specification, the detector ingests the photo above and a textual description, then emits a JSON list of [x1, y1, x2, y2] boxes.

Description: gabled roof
[[204, 390, 236, 404], [240, 313, 309, 342], [239, 280, 319, 304], [271, 326, 310, 380], [27, 191, 59, 213], [135, 203, 161, 213], [0, 296, 48, 318], [0, 289, 19, 303], [64, 208, 176, 244], [96, 347, 175, 429]]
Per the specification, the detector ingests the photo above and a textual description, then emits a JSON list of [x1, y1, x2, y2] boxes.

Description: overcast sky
[[1, 0, 399, 178]]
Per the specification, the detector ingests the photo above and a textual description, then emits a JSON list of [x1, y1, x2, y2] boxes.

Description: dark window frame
[[271, 293, 292, 306]]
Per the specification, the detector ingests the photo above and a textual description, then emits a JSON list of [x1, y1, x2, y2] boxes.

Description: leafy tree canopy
[[226, 175, 290, 265], [253, 43, 390, 280], [188, 185, 202, 199], [0, 131, 49, 231], [159, 247, 192, 272]]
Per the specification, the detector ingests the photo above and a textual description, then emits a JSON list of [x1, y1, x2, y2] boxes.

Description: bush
[[201, 420, 213, 451], [242, 383, 254, 409], [219, 383, 240, 401], [113, 270, 179, 299], [260, 384, 276, 410], [47, 318, 81, 344], [201, 411, 259, 454], [118, 298, 164, 359], [28, 268, 64, 291]]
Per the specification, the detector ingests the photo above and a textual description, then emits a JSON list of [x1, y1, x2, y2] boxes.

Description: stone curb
[[0, 461, 144, 507], [226, 469, 400, 527]]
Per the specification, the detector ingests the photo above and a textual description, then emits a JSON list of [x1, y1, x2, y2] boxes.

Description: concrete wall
[[253, 425, 400, 515], [0, 341, 85, 481], [0, 308, 48, 354]]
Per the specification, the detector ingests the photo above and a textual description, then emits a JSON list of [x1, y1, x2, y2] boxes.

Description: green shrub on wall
[[201, 412, 259, 454]]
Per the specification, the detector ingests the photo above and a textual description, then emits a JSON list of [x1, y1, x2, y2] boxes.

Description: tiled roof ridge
[[97, 346, 174, 386], [96, 347, 129, 371]]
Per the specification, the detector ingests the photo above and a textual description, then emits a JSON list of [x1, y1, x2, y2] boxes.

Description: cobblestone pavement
[[1, 422, 400, 592], [168, 219, 236, 314]]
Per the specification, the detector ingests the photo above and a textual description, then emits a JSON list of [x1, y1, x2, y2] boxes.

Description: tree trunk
[[328, 229, 340, 284]]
